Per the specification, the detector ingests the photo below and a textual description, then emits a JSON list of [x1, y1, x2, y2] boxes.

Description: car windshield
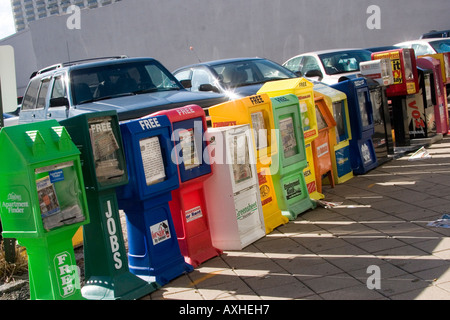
[[318, 50, 372, 75], [70, 60, 182, 105], [429, 39, 450, 53], [211, 59, 296, 88]]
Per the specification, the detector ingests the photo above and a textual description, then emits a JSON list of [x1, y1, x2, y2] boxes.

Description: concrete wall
[[2, 0, 449, 96], [1, 30, 37, 96]]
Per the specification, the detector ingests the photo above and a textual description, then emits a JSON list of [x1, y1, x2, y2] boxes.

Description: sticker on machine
[[150, 220, 171, 245], [235, 200, 258, 221], [316, 142, 329, 158], [185, 206, 203, 223], [284, 179, 302, 200]]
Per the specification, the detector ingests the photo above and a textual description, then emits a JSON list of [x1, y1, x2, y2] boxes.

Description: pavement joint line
[[188, 269, 229, 287], [383, 163, 450, 168]]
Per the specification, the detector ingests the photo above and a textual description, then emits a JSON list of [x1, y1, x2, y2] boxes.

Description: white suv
[[283, 49, 372, 85], [395, 38, 450, 56]]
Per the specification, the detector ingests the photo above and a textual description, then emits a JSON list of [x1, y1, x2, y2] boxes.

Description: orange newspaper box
[[312, 95, 337, 194]]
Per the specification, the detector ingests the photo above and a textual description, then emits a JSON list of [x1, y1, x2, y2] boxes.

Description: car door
[[46, 74, 70, 121], [19, 76, 51, 123]]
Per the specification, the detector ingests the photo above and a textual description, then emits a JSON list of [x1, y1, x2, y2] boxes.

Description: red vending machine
[[150, 105, 221, 267], [372, 48, 420, 147]]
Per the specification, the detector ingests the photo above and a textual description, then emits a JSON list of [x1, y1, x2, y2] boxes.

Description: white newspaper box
[[360, 59, 394, 86], [204, 124, 266, 250]]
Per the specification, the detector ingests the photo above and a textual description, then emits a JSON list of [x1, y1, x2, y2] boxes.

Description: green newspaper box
[[60, 110, 158, 300], [0, 120, 89, 300], [270, 94, 315, 220]]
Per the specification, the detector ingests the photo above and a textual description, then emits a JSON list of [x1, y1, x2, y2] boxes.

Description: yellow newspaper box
[[209, 94, 288, 233], [258, 78, 323, 200], [313, 83, 354, 184]]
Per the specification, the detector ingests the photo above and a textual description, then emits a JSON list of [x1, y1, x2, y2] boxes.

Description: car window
[[301, 56, 321, 75], [50, 76, 67, 100], [412, 44, 434, 56], [174, 69, 192, 89], [213, 64, 247, 87], [145, 64, 179, 89], [36, 79, 51, 109], [255, 61, 292, 80], [429, 39, 450, 53], [21, 77, 41, 110], [211, 59, 295, 88], [216, 64, 253, 87], [174, 69, 191, 81], [191, 68, 215, 91], [283, 56, 303, 74], [70, 60, 182, 105], [319, 50, 372, 75]]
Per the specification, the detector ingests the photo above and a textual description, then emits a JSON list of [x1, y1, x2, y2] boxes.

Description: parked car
[[395, 38, 450, 56], [18, 56, 228, 124], [282, 49, 372, 85], [2, 113, 19, 127], [365, 45, 400, 53], [420, 30, 450, 39], [172, 57, 298, 100]]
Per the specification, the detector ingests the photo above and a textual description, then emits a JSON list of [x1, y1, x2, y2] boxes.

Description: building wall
[[2, 0, 449, 96], [1, 30, 37, 96], [11, 0, 122, 32]]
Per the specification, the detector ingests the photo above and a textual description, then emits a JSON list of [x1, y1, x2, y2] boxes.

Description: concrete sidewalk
[[145, 137, 450, 301]]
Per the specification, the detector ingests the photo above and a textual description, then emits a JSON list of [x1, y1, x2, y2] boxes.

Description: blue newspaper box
[[117, 115, 193, 286], [331, 77, 378, 174]]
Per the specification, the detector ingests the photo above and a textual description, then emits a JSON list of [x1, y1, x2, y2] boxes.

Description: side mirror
[[50, 97, 69, 108], [199, 84, 220, 93], [179, 79, 192, 89], [305, 69, 323, 79]]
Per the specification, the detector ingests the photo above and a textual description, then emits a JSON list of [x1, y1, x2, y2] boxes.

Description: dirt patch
[[0, 242, 85, 300], [1, 211, 127, 300]]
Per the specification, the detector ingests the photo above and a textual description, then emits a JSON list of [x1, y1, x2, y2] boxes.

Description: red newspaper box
[[150, 105, 221, 267], [372, 48, 419, 97]]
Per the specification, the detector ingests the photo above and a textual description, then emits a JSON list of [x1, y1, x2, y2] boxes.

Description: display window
[[88, 116, 125, 186], [139, 136, 166, 186], [35, 161, 85, 231]]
